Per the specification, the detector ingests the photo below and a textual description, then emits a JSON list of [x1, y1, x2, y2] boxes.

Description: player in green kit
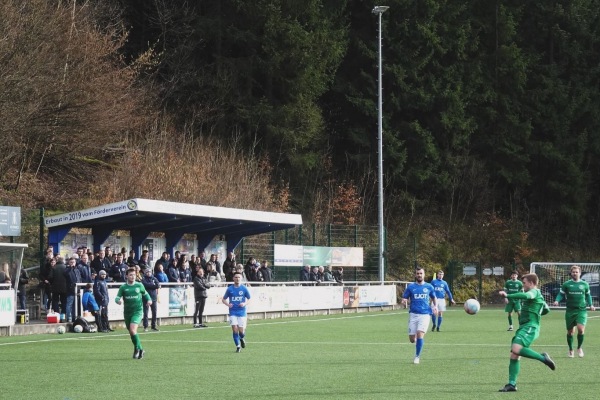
[[116, 268, 152, 359], [498, 273, 555, 392], [552, 265, 596, 358], [503, 271, 523, 331]]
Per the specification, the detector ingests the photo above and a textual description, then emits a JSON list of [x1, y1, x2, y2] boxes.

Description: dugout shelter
[[44, 198, 302, 257], [0, 242, 28, 330]]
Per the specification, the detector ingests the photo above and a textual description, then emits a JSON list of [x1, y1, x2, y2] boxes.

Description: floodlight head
[[372, 6, 389, 14]]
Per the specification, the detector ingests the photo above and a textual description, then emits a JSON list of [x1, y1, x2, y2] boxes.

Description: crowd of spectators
[[299, 264, 343, 285], [35, 246, 347, 328]]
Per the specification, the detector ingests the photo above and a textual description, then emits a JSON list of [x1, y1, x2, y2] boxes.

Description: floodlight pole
[[372, 5, 389, 283]]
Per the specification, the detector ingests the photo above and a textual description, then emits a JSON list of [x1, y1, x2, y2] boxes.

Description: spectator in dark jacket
[[260, 260, 273, 282], [141, 269, 160, 331], [90, 249, 105, 274], [154, 252, 169, 275], [178, 259, 192, 283], [193, 268, 210, 328], [248, 263, 263, 282], [309, 266, 322, 285], [126, 249, 138, 266], [40, 257, 55, 310], [138, 253, 150, 273], [334, 267, 344, 284], [223, 252, 236, 282], [77, 253, 93, 284], [317, 266, 325, 282], [16, 267, 29, 310], [109, 253, 128, 283], [50, 256, 68, 314], [198, 252, 207, 272], [167, 262, 180, 283], [189, 255, 198, 279], [93, 270, 112, 332], [244, 257, 257, 281], [64, 257, 82, 322], [299, 265, 310, 284]]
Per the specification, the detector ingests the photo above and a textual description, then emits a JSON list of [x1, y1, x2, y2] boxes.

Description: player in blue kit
[[430, 270, 455, 332], [401, 267, 438, 364], [222, 272, 252, 352]]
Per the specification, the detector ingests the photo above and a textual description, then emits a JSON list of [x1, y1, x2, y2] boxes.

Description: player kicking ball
[[222, 272, 251, 352], [115, 268, 152, 359], [498, 273, 555, 392]]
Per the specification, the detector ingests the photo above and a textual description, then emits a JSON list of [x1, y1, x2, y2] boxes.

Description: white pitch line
[[0, 312, 403, 346], [1, 309, 598, 347]]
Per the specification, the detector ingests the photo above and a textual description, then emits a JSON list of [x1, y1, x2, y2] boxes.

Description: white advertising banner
[[0, 289, 15, 327], [100, 284, 394, 321], [274, 244, 304, 266], [357, 285, 397, 307]]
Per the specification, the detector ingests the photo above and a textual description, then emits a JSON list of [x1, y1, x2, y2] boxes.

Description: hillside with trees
[[1, 0, 600, 276]]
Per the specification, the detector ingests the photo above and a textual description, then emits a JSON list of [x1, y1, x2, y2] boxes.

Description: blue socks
[[416, 338, 424, 356]]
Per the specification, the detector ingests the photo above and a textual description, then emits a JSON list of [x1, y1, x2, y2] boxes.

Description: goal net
[[530, 262, 600, 308]]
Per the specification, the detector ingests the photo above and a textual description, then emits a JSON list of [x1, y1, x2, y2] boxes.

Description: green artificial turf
[[0, 307, 597, 399]]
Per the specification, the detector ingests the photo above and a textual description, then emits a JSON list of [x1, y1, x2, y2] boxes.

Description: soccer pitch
[[0, 308, 598, 399]]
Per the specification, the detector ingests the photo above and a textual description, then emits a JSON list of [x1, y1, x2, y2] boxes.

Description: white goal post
[[530, 262, 600, 308]]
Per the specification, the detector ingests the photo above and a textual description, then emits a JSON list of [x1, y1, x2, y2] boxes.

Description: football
[[464, 299, 480, 315], [73, 324, 83, 333], [56, 326, 66, 334]]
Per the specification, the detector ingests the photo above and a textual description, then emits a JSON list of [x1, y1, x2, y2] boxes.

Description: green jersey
[[507, 289, 547, 327], [504, 279, 523, 297], [555, 280, 592, 311], [115, 282, 150, 316]]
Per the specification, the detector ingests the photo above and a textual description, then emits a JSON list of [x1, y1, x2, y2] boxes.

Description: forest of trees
[[1, 0, 600, 269]]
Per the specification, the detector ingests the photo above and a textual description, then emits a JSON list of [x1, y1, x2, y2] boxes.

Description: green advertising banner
[[303, 246, 363, 267], [274, 245, 363, 266], [302, 246, 331, 265]]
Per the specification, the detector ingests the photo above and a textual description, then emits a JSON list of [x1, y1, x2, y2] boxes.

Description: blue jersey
[[430, 279, 454, 301], [223, 284, 251, 317], [403, 282, 436, 314]]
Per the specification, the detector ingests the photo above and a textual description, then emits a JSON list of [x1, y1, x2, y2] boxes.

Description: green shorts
[[512, 323, 539, 348], [125, 311, 143, 327], [565, 309, 587, 329], [505, 300, 521, 313]]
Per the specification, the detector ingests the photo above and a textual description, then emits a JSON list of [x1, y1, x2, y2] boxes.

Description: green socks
[[567, 333, 584, 349], [131, 333, 142, 350], [567, 334, 574, 351], [518, 347, 544, 362], [508, 358, 520, 386]]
